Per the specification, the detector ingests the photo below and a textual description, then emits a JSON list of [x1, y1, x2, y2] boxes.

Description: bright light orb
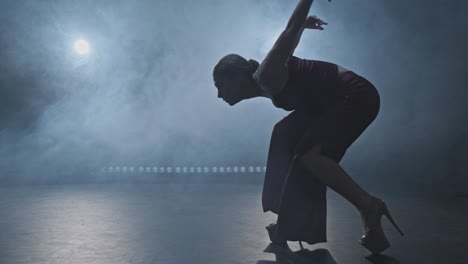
[[74, 39, 90, 55]]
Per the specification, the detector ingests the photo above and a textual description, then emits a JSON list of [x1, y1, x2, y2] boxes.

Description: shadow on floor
[[258, 243, 338, 264], [365, 254, 400, 264]]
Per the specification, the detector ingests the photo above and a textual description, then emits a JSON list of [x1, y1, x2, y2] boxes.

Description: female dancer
[[212, 0, 403, 254]]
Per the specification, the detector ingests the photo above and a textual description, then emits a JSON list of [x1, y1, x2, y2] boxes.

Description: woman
[[212, 0, 404, 254]]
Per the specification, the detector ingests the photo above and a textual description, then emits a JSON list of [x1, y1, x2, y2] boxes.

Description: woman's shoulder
[[288, 56, 336, 65], [287, 55, 301, 64], [253, 57, 291, 97], [286, 55, 314, 69]]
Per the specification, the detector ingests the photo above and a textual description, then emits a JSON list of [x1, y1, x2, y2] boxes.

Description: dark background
[[0, 0, 466, 193]]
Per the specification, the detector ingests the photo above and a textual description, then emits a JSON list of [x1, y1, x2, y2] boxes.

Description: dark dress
[[262, 55, 380, 244]]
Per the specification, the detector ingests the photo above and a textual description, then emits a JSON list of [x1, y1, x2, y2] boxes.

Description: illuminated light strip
[[101, 165, 267, 174]]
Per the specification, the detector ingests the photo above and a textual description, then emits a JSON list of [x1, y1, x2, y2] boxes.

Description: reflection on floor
[[0, 184, 466, 264]]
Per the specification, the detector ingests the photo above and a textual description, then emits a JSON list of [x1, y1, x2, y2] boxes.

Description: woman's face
[[213, 74, 248, 106]]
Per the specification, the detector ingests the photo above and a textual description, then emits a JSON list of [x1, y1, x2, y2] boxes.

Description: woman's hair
[[213, 54, 259, 78]]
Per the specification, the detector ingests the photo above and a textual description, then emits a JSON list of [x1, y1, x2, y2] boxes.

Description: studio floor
[[0, 183, 467, 264]]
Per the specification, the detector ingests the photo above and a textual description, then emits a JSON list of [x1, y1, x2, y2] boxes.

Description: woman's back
[[272, 56, 341, 111]]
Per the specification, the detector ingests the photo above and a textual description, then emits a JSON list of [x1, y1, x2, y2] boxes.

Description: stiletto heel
[[382, 203, 404, 236]]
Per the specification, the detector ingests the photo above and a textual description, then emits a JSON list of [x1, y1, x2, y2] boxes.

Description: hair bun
[[247, 59, 260, 71]]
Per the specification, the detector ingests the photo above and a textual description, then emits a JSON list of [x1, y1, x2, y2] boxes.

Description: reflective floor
[[0, 184, 467, 264]]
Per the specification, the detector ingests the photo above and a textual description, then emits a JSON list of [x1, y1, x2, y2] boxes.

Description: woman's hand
[[304, 16, 328, 30]]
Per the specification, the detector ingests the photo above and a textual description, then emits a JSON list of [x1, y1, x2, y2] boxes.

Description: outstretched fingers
[[304, 16, 328, 30]]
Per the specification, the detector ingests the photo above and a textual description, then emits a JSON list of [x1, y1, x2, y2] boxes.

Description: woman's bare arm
[[286, 0, 315, 32], [253, 0, 315, 95]]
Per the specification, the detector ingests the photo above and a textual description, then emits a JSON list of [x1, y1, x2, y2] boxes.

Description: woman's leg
[[296, 73, 381, 212], [298, 144, 373, 212], [263, 110, 329, 244], [298, 144, 404, 254]]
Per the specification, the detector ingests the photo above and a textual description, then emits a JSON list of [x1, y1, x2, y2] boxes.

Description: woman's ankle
[[358, 194, 378, 212]]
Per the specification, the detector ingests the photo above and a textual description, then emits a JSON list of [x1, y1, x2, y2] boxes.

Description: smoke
[[0, 0, 284, 183], [0, 0, 466, 191]]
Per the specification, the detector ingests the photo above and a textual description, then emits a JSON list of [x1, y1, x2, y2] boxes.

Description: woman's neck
[[250, 80, 274, 99], [260, 89, 274, 99]]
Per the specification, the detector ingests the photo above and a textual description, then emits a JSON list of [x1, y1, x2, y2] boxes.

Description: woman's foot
[[359, 196, 404, 254], [359, 196, 390, 254], [266, 223, 287, 245]]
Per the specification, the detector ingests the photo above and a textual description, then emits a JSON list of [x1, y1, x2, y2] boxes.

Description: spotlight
[[74, 39, 90, 55], [212, 167, 218, 173]]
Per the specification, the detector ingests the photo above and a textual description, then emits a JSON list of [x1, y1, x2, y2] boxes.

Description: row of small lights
[[101, 166, 267, 174]]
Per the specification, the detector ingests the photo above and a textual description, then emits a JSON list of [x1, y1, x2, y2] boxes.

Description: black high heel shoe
[[266, 223, 308, 250], [266, 223, 287, 246], [359, 197, 404, 254]]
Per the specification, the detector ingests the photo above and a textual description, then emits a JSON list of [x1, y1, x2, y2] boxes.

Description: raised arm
[[253, 0, 316, 95], [286, 0, 315, 33]]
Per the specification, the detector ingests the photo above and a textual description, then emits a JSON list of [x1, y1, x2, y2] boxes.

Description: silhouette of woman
[[213, 0, 403, 254]]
